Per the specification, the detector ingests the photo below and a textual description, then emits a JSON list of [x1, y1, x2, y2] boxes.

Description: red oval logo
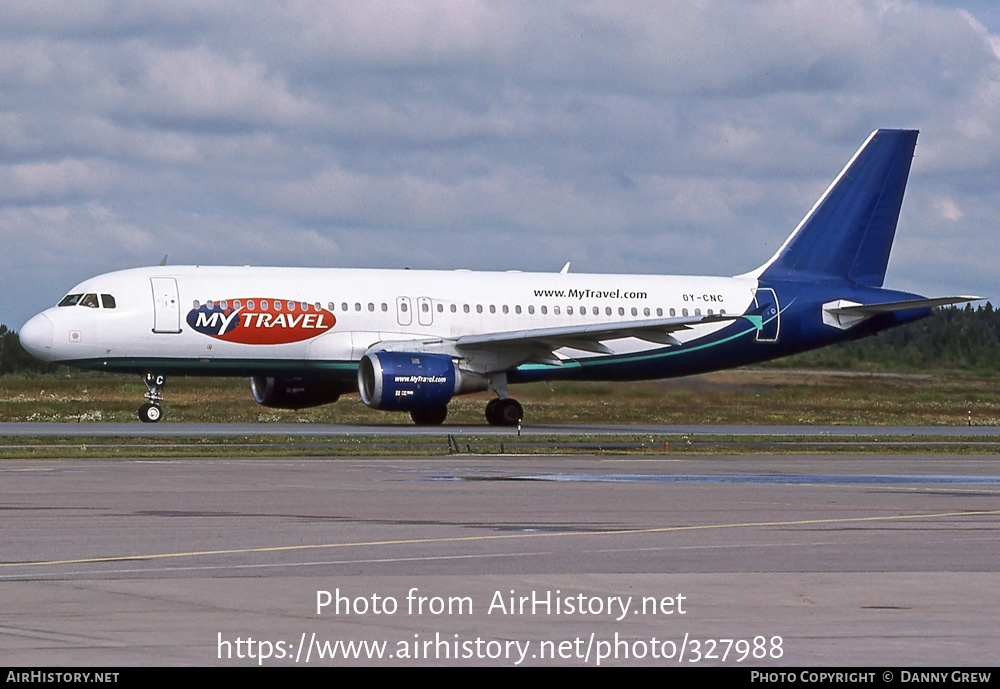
[[186, 299, 335, 345]]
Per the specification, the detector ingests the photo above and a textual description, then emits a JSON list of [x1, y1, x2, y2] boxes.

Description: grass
[[2, 369, 996, 426], [3, 368, 999, 458], [2, 433, 998, 459]]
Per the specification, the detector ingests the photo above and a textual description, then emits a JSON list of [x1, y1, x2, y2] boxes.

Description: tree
[[0, 325, 59, 375]]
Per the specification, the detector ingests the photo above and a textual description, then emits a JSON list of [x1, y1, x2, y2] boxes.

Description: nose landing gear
[[139, 373, 166, 423]]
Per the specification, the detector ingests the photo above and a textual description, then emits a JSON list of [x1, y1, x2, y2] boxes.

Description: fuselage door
[[753, 287, 780, 342], [417, 297, 433, 326], [396, 296, 412, 326], [151, 277, 182, 334]]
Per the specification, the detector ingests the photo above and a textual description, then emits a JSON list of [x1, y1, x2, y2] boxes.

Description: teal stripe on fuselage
[[62, 357, 358, 379]]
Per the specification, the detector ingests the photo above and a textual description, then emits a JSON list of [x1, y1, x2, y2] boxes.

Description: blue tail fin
[[757, 129, 918, 287]]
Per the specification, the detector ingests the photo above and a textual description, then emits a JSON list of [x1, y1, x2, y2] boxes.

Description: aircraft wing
[[453, 312, 745, 362]]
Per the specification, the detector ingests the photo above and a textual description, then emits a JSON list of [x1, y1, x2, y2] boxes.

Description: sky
[[2, 0, 999, 329]]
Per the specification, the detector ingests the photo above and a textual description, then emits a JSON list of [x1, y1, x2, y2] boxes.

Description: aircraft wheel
[[410, 405, 448, 426], [139, 403, 162, 423], [487, 398, 523, 427], [484, 398, 499, 424]]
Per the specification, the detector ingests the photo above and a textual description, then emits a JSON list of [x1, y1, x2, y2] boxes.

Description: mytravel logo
[[186, 298, 335, 345]]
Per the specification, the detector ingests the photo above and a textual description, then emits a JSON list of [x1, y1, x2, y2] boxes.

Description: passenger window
[[355, 303, 361, 312], [476, 305, 483, 314], [630, 307, 637, 316], [450, 304, 457, 313], [463, 304, 470, 313], [502, 305, 509, 314], [567, 306, 574, 315], [618, 307, 625, 316], [656, 308, 663, 317], [540, 306, 547, 315], [682, 308, 689, 317], [489, 305, 496, 314], [643, 307, 650, 316], [260, 300, 268, 310], [233, 300, 241, 309], [553, 306, 560, 315], [287, 301, 296, 311], [528, 305, 535, 314], [248, 300, 255, 310], [437, 304, 443, 313], [368, 303, 375, 312], [328, 302, 335, 311], [515, 305, 522, 314], [274, 301, 282, 311], [193, 300, 200, 309], [422, 303, 430, 313], [670, 308, 676, 317], [383, 303, 389, 312], [220, 300, 228, 310], [606, 307, 612, 316]]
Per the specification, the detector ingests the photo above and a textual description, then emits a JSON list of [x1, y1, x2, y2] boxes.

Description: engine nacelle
[[359, 351, 484, 411], [250, 375, 343, 409]]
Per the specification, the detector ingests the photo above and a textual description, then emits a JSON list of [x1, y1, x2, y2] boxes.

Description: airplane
[[18, 129, 979, 426]]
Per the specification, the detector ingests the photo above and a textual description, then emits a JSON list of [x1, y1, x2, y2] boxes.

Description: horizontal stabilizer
[[822, 296, 981, 330], [826, 296, 981, 315]]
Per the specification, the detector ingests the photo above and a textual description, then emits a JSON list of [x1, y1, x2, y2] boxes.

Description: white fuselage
[[23, 265, 758, 371]]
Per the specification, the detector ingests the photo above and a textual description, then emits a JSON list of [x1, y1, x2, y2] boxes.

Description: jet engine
[[358, 351, 485, 411], [250, 375, 344, 409]]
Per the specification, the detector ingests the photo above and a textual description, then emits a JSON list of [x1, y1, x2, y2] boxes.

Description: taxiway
[[2, 453, 998, 666]]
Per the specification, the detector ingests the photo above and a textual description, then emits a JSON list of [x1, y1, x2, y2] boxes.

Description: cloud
[[2, 0, 1000, 329]]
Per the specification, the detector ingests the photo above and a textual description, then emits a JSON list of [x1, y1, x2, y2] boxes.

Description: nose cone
[[19, 313, 54, 360]]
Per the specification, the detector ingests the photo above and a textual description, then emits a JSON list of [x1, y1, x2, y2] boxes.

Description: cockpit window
[[58, 292, 117, 308]]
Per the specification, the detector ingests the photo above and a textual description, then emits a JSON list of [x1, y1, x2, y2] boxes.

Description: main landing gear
[[484, 371, 523, 427], [485, 397, 523, 427], [139, 373, 166, 423], [410, 405, 448, 426]]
